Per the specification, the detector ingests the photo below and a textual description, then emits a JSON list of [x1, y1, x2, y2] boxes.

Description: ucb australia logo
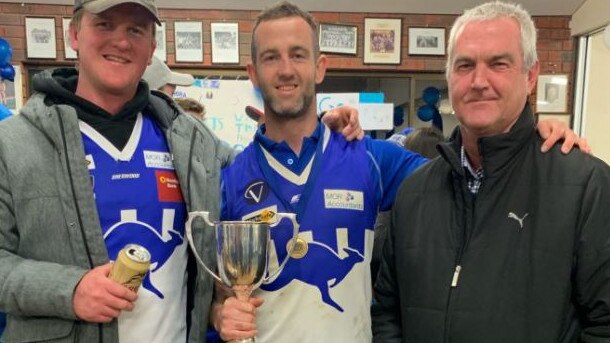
[[244, 180, 269, 205]]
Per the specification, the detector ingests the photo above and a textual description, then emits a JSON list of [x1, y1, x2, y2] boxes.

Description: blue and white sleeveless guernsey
[[80, 113, 188, 343], [221, 123, 427, 343]]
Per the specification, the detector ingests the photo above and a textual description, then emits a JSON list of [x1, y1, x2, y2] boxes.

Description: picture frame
[[154, 22, 167, 62], [536, 74, 568, 113], [408, 27, 446, 56], [537, 113, 571, 128], [364, 18, 401, 64], [25, 17, 57, 59], [62, 18, 77, 59], [1, 65, 23, 114], [174, 21, 203, 62], [319, 23, 357, 55], [210, 22, 239, 64]]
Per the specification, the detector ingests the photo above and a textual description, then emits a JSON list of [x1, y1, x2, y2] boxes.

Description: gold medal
[[287, 237, 308, 259], [259, 209, 276, 223]]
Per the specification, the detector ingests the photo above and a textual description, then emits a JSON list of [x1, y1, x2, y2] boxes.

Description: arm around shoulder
[[574, 162, 610, 340]]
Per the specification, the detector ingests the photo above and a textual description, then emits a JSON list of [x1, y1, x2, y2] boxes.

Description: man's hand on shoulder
[[322, 106, 364, 141], [537, 119, 591, 154]]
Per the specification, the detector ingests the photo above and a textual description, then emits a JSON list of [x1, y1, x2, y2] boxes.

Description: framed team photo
[[211, 22, 239, 64], [174, 21, 203, 62], [319, 23, 357, 55], [25, 17, 57, 59], [154, 22, 167, 62], [408, 27, 446, 56], [364, 18, 401, 64]]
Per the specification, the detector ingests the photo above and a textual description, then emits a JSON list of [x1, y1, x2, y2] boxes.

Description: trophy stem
[[227, 285, 256, 343], [232, 284, 253, 302]]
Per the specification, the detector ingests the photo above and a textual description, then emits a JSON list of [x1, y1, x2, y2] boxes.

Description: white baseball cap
[[142, 56, 194, 91]]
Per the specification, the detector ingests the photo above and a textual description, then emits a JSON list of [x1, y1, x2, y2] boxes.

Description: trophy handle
[[264, 212, 299, 283], [185, 211, 222, 283]]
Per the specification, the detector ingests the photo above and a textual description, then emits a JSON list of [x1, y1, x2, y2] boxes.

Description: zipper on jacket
[[451, 265, 462, 287], [58, 115, 103, 343], [443, 183, 476, 342]]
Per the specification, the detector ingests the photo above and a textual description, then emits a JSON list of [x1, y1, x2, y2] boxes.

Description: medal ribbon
[[253, 125, 326, 224]]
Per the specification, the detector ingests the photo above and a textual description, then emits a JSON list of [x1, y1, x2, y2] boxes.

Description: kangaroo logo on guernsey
[[104, 209, 184, 299], [262, 233, 364, 312]]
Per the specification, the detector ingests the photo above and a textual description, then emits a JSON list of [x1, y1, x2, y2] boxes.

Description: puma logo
[[508, 212, 528, 229]]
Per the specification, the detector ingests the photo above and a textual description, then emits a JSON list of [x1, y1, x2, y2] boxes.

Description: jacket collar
[[438, 103, 536, 178]]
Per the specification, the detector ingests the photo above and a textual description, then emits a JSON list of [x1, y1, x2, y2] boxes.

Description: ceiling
[[20, 0, 587, 16]]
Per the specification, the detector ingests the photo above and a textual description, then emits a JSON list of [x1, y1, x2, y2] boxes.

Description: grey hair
[[445, 1, 537, 77]]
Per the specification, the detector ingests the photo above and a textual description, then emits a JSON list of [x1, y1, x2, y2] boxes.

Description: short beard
[[263, 92, 314, 120]]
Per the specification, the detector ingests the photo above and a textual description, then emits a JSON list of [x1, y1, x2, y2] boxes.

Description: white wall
[[581, 32, 610, 164], [571, 0, 610, 36]]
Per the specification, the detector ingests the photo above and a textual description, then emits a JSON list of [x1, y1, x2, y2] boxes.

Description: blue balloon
[[417, 104, 438, 122], [0, 103, 12, 121], [432, 111, 443, 132], [0, 38, 12, 65], [0, 63, 15, 82], [422, 86, 441, 106]]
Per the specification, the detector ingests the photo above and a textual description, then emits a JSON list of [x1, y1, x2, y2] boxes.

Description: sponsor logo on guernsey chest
[[323, 189, 364, 211], [144, 151, 174, 170]]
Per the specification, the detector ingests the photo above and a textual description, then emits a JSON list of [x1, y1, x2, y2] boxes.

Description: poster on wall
[[174, 21, 203, 62], [25, 17, 57, 59], [154, 22, 167, 62], [175, 79, 263, 150], [211, 22, 239, 64], [62, 18, 77, 59]]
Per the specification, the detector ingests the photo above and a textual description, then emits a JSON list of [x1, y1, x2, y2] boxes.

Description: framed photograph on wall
[[25, 17, 57, 59], [536, 74, 568, 113], [174, 21, 203, 62], [537, 113, 571, 128], [62, 18, 77, 59], [1, 65, 23, 114], [364, 18, 401, 64], [319, 23, 357, 55], [211, 22, 239, 64], [154, 22, 167, 62], [408, 27, 446, 56]]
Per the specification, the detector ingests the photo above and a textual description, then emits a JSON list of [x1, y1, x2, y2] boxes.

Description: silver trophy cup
[[185, 211, 298, 343]]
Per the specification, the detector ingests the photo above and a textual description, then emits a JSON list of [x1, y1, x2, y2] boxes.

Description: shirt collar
[[255, 122, 323, 154]]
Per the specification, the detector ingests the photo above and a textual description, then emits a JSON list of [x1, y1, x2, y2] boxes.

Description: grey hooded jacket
[[0, 70, 235, 342]]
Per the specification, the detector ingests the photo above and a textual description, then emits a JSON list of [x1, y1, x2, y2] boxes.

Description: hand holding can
[[108, 244, 151, 292]]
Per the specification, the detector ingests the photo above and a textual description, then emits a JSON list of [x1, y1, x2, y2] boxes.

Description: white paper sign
[[359, 103, 394, 130], [316, 93, 359, 113]]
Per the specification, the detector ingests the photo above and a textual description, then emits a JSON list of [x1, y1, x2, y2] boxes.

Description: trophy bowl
[[185, 211, 298, 343]]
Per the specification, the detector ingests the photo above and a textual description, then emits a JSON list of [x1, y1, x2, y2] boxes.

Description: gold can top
[[123, 244, 151, 263]]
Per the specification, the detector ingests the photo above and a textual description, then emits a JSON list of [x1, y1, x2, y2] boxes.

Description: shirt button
[[287, 158, 294, 165]]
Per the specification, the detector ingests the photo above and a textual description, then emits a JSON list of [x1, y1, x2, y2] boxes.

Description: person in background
[[142, 55, 194, 96], [175, 97, 206, 121], [373, 2, 610, 342], [371, 126, 446, 284], [403, 126, 445, 159]]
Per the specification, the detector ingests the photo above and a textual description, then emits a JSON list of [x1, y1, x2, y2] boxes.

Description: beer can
[[109, 244, 151, 293]]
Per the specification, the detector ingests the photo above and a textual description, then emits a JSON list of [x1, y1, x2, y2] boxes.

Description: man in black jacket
[[373, 2, 610, 342]]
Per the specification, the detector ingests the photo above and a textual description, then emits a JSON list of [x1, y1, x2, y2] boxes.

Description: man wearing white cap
[[143, 56, 194, 96], [0, 0, 235, 342]]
